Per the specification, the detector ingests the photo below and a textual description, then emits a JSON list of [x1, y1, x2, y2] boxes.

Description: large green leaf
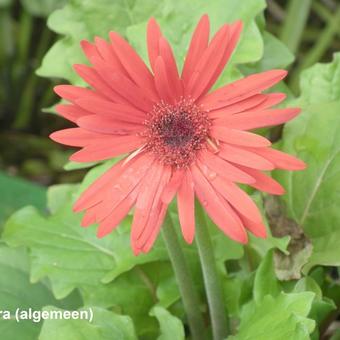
[[0, 172, 46, 227], [37, 0, 265, 84], [275, 54, 340, 273], [81, 263, 174, 339], [2, 180, 167, 299], [230, 292, 315, 340], [298, 53, 340, 105], [38, 307, 137, 340], [253, 250, 280, 303], [150, 306, 185, 340], [0, 245, 81, 340]]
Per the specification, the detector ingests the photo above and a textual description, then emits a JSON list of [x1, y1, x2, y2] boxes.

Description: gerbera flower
[[50, 15, 305, 255]]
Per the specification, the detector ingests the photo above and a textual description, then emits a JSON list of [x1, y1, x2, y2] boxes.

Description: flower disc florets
[[143, 98, 211, 168]]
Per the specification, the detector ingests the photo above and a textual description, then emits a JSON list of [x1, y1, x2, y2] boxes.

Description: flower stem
[[195, 200, 230, 340], [162, 213, 205, 340]]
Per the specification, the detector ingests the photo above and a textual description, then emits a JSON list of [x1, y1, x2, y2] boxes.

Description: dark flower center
[[157, 112, 195, 147], [142, 99, 210, 168]]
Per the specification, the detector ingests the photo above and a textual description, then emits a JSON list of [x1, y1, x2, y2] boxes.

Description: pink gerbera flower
[[50, 15, 305, 255]]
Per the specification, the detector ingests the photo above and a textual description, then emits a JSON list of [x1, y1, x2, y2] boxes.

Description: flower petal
[[191, 165, 248, 243], [217, 108, 300, 130], [218, 144, 274, 170], [147, 17, 162, 72], [77, 115, 142, 135], [237, 165, 285, 195], [211, 126, 271, 147], [182, 14, 210, 84], [178, 171, 195, 244], [55, 104, 90, 123], [200, 69, 287, 110], [97, 190, 137, 238], [248, 147, 306, 170], [154, 56, 173, 102], [109, 31, 157, 98], [75, 97, 146, 123], [69, 135, 141, 162], [50, 128, 104, 147], [200, 150, 255, 184]]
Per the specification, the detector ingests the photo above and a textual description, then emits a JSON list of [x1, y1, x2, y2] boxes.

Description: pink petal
[[237, 165, 285, 195], [81, 205, 98, 227], [54, 85, 102, 103], [73, 154, 144, 212], [77, 115, 143, 135], [94, 36, 130, 79], [202, 21, 243, 96], [131, 163, 163, 242], [211, 126, 271, 147], [131, 166, 171, 253], [147, 17, 162, 72], [248, 147, 306, 170], [97, 188, 138, 238], [249, 93, 286, 111], [90, 57, 154, 112], [200, 69, 287, 110], [191, 165, 248, 243], [75, 98, 146, 123], [161, 169, 185, 204], [204, 172, 263, 223], [199, 150, 255, 184], [217, 108, 300, 130], [159, 37, 183, 98], [208, 94, 267, 119], [154, 56, 173, 102], [218, 144, 275, 170], [186, 24, 230, 99], [109, 31, 157, 99], [80, 40, 102, 63], [50, 128, 104, 147], [239, 213, 267, 238], [182, 15, 210, 85], [140, 203, 168, 254], [69, 136, 141, 162], [55, 104, 91, 123]]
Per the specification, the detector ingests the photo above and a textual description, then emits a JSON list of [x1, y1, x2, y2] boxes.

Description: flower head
[[50, 15, 305, 255]]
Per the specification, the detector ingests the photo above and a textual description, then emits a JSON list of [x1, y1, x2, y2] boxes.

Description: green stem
[[161, 214, 205, 340], [17, 10, 33, 64], [290, 5, 340, 92], [195, 201, 230, 340], [279, 0, 312, 54]]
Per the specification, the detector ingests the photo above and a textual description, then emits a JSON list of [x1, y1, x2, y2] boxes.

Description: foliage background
[[0, 0, 340, 339]]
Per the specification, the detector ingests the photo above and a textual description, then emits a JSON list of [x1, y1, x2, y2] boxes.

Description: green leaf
[[298, 53, 340, 105], [241, 31, 294, 72], [38, 307, 137, 340], [0, 0, 11, 8], [150, 306, 185, 340], [288, 108, 340, 274], [294, 277, 336, 338], [276, 54, 340, 273], [230, 292, 315, 340], [63, 161, 98, 171], [20, 0, 68, 17], [81, 264, 173, 339], [0, 172, 46, 227], [253, 250, 280, 302], [0, 245, 80, 340], [38, 0, 265, 84], [3, 178, 167, 298], [47, 184, 78, 214]]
